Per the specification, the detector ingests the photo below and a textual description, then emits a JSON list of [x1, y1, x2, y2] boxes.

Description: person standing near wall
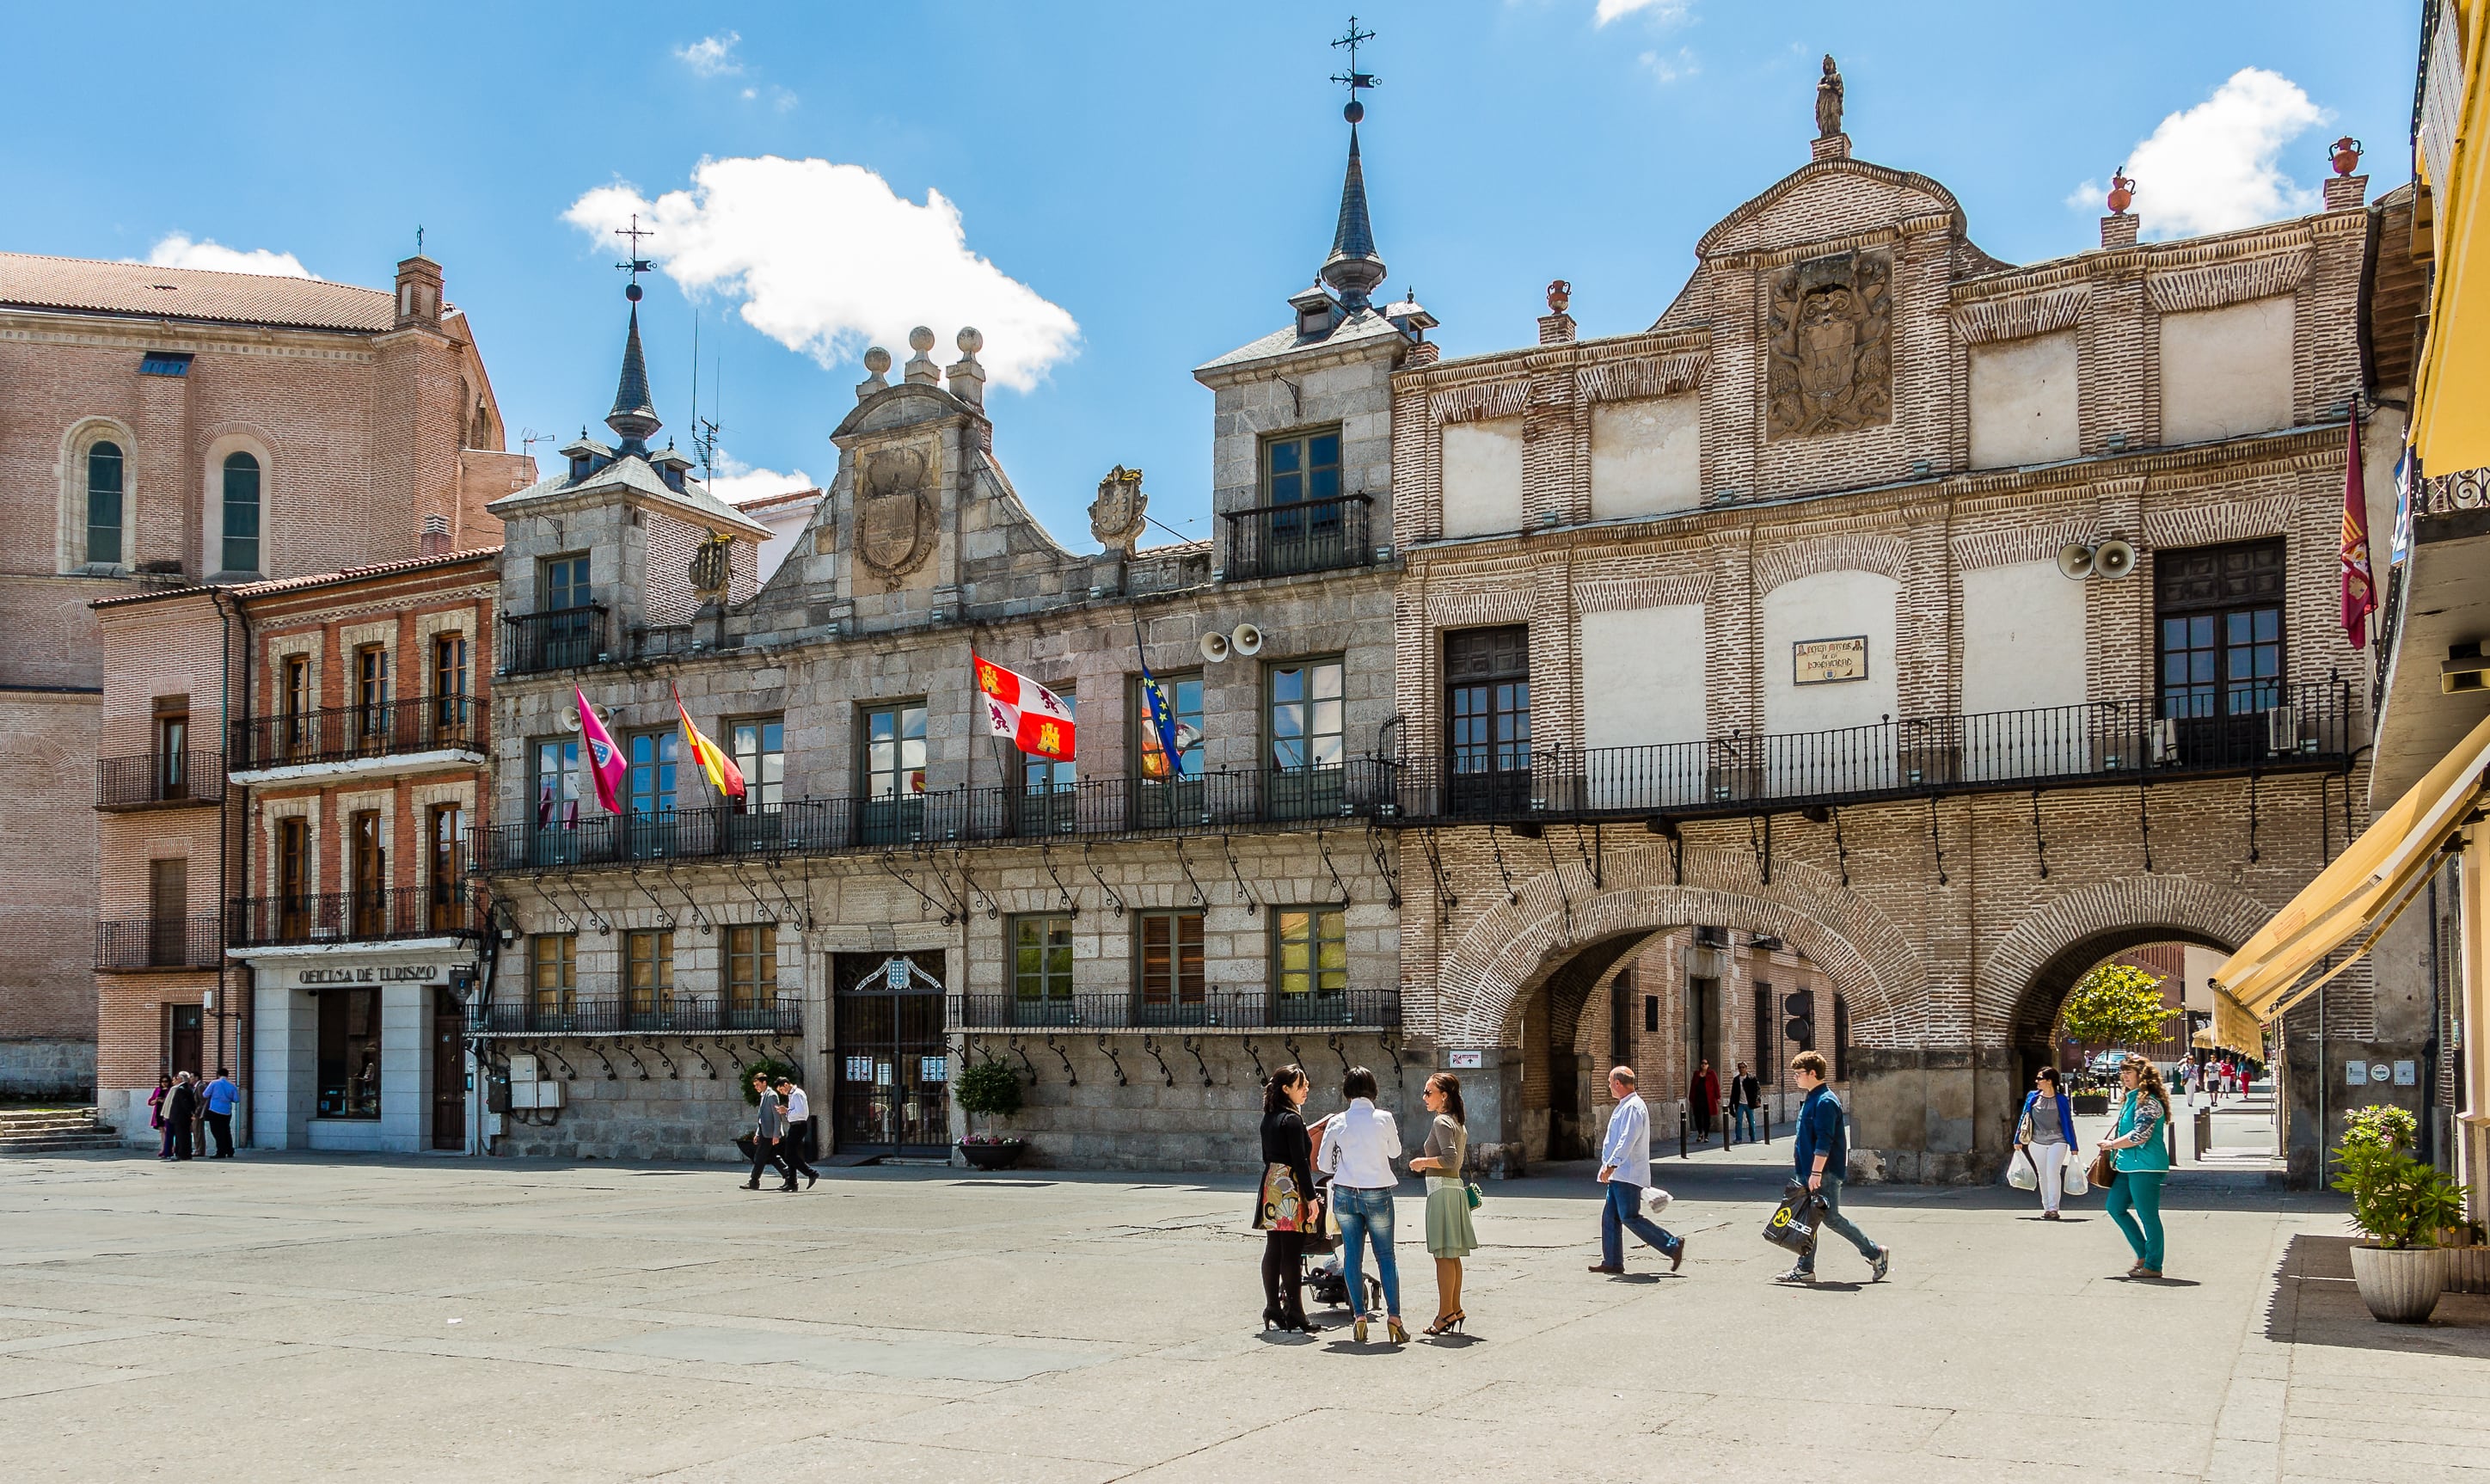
[[148, 1074, 171, 1159], [2015, 1066, 2076, 1220], [165, 1073, 199, 1162], [1690, 1058, 1720, 1140], [201, 1069, 239, 1158], [1728, 1062, 1761, 1142]]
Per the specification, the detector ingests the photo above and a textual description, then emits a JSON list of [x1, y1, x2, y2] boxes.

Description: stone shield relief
[[1766, 249, 1892, 439], [855, 445, 936, 583]]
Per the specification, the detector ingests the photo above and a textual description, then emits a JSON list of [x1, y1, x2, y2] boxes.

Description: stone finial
[[856, 345, 892, 402], [904, 326, 941, 385], [1089, 464, 1148, 555], [946, 326, 987, 408]]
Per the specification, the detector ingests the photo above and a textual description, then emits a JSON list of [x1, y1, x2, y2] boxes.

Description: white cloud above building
[[1595, 0, 1691, 25], [139, 233, 316, 279], [674, 33, 742, 77], [2072, 68, 2330, 237]]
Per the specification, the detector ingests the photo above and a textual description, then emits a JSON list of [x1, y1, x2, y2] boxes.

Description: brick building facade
[[1, 248, 526, 1098]]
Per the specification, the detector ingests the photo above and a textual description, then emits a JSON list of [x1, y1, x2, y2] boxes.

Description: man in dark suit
[[744, 1072, 795, 1192], [166, 1073, 199, 1161]]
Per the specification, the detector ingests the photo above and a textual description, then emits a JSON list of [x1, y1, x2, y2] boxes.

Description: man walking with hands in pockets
[[1775, 1051, 1890, 1285], [1588, 1066, 1685, 1275]]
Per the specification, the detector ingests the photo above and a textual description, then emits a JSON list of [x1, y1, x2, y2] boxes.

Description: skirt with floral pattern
[[1254, 1162, 1308, 1232]]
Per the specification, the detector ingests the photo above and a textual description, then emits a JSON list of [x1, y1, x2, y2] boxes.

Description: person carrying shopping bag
[[2097, 1054, 2173, 1279], [1316, 1066, 1406, 1345], [2015, 1066, 2079, 1220]]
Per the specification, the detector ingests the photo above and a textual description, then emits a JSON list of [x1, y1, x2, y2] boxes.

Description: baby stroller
[[1301, 1172, 1384, 1315]]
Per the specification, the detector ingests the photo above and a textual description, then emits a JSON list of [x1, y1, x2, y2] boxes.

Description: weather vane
[[614, 213, 654, 302], [1330, 15, 1377, 122]]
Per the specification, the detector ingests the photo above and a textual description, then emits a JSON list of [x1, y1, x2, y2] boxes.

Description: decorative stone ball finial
[[956, 326, 984, 357], [863, 346, 892, 377], [2107, 169, 2136, 215], [1546, 279, 1572, 316], [908, 326, 936, 354], [2332, 137, 2364, 177], [903, 326, 940, 386]]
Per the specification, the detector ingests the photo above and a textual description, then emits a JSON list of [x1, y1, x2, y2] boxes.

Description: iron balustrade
[[228, 885, 482, 947], [628, 623, 701, 659], [949, 988, 1401, 1032], [501, 604, 609, 674], [474, 764, 1403, 873], [96, 750, 224, 809], [1222, 493, 1374, 579], [1385, 682, 2355, 825], [230, 695, 486, 770], [467, 993, 803, 1036], [95, 915, 224, 971]]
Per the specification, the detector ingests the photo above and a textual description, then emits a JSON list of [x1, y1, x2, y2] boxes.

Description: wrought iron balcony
[[501, 604, 609, 675], [95, 915, 224, 971], [467, 993, 802, 1037], [948, 988, 1401, 1032], [228, 886, 483, 948], [230, 696, 486, 772], [1222, 493, 1374, 579], [97, 751, 224, 810]]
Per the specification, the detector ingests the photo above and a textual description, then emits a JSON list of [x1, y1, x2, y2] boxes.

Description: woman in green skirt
[[1408, 1071, 1476, 1335]]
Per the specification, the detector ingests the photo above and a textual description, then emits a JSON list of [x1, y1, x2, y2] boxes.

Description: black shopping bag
[[1763, 1179, 1824, 1256]]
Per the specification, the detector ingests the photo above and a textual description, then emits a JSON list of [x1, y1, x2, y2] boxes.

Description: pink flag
[[2341, 414, 2377, 649], [573, 686, 628, 814]]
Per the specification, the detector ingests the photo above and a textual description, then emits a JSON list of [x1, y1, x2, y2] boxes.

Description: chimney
[[394, 255, 445, 329], [2325, 174, 2369, 212], [419, 512, 451, 558]]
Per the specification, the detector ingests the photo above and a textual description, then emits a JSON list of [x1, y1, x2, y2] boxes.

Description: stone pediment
[[829, 382, 984, 445], [1693, 157, 1966, 261]]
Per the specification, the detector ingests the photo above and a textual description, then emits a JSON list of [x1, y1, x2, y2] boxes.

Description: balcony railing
[[228, 885, 483, 948], [950, 988, 1401, 1032], [95, 915, 224, 971], [97, 751, 224, 809], [475, 765, 1401, 872], [468, 993, 803, 1037], [501, 604, 609, 675], [1387, 682, 2356, 825], [230, 696, 486, 771], [1223, 493, 1374, 580]]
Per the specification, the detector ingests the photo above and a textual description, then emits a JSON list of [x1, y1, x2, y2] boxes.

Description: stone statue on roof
[[1816, 54, 1844, 139]]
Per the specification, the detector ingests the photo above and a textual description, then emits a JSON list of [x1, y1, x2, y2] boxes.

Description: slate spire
[[1320, 124, 1387, 311], [606, 302, 661, 455]]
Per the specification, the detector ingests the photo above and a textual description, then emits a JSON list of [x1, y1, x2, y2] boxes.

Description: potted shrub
[[953, 1058, 1027, 1170], [2332, 1105, 2465, 1323]]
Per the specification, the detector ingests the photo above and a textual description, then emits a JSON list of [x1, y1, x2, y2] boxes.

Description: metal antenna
[[1330, 15, 1379, 103]]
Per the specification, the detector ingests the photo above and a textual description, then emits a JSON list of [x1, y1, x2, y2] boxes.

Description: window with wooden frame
[[276, 817, 310, 941], [729, 716, 785, 811], [432, 633, 469, 736], [350, 809, 387, 935], [1261, 428, 1343, 509], [1273, 906, 1346, 1009], [85, 440, 124, 567], [1137, 910, 1205, 1008], [354, 643, 389, 745], [426, 804, 463, 930], [625, 929, 675, 1016], [727, 925, 777, 1012], [1011, 914, 1075, 1008], [531, 934, 576, 1015], [281, 654, 312, 756], [221, 451, 261, 574]]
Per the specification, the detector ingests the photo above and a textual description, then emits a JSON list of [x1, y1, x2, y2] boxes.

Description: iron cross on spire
[[614, 213, 654, 302], [1330, 15, 1378, 120]]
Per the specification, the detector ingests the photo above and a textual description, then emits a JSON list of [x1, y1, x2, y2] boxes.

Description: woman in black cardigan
[[1253, 1064, 1322, 1333]]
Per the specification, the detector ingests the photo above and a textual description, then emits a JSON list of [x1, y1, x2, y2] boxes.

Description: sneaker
[[1773, 1267, 1816, 1285], [1869, 1247, 1891, 1283]]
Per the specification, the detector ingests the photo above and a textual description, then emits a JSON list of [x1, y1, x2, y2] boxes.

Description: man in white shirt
[[1590, 1066, 1684, 1274], [773, 1076, 819, 1188]]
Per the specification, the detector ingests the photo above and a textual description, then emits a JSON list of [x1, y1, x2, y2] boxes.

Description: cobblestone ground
[[0, 1150, 2483, 1482]]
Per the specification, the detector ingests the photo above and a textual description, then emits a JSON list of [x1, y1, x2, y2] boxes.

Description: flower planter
[[958, 1139, 1026, 1171], [2071, 1095, 2110, 1116], [2348, 1243, 2444, 1324]]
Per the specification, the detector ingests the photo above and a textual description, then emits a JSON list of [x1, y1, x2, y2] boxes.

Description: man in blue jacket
[[1776, 1051, 1889, 1285]]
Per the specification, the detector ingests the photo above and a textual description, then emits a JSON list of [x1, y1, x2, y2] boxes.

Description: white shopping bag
[[2005, 1149, 2038, 1191], [1641, 1186, 1672, 1217], [2061, 1153, 2090, 1198]]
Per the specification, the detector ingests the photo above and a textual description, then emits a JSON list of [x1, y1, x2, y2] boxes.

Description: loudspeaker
[[1199, 630, 1231, 664], [1230, 622, 1264, 657], [2056, 543, 2095, 580], [2093, 539, 2137, 579]]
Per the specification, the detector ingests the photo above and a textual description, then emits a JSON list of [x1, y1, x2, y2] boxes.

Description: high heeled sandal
[[1352, 1315, 1370, 1344], [1423, 1310, 1466, 1336]]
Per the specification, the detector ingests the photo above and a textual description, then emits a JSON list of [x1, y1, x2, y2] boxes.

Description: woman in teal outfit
[[2096, 1053, 2173, 1278]]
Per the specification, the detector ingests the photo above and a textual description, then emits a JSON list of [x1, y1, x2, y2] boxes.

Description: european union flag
[[1138, 661, 1185, 779]]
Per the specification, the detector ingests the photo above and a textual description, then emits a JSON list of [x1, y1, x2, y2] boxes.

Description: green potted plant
[[953, 1057, 1027, 1171], [2331, 1105, 2465, 1323]]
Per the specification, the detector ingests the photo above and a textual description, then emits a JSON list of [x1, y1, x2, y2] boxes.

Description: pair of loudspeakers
[[2056, 539, 2137, 581], [1199, 623, 1265, 663]]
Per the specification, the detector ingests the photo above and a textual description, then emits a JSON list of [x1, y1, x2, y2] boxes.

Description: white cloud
[[138, 233, 316, 279], [674, 32, 741, 77], [1640, 47, 1698, 83], [1597, 0, 1691, 26], [566, 156, 1080, 393], [706, 454, 816, 505], [2082, 68, 2329, 237]]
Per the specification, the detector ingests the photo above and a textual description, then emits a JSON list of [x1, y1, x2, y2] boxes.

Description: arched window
[[86, 441, 125, 566], [221, 451, 261, 573]]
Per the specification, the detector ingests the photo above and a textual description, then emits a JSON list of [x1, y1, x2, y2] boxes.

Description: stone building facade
[[1382, 78, 2398, 1183], [0, 248, 525, 1098]]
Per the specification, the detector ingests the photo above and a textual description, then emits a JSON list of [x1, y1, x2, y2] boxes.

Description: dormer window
[[662, 463, 685, 493], [1288, 285, 1340, 340], [569, 454, 592, 482]]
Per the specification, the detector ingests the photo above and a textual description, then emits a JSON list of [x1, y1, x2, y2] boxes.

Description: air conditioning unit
[[2265, 704, 2300, 754], [2150, 719, 2180, 765]]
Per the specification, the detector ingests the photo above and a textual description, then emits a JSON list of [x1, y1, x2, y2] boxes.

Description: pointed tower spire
[[607, 303, 660, 454], [1321, 17, 1386, 312]]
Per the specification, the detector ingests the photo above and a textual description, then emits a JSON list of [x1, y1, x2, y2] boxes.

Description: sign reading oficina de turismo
[[295, 963, 450, 987]]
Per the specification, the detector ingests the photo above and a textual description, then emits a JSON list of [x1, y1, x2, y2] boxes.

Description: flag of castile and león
[[973, 654, 1075, 762]]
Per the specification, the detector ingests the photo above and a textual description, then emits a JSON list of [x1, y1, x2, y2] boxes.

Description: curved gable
[[1694, 157, 1966, 260]]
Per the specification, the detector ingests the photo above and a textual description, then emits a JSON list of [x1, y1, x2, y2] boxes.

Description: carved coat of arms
[[1767, 250, 1892, 439], [1089, 464, 1147, 555], [855, 445, 935, 581]]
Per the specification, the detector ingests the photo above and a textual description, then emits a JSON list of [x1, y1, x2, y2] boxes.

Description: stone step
[[0, 1117, 105, 1134], [0, 1134, 127, 1154]]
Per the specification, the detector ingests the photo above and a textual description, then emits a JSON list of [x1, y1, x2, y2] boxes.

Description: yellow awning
[[2209, 989, 2261, 1054], [2216, 708, 2490, 1021]]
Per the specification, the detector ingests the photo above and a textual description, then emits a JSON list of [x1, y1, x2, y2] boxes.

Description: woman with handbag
[[1253, 1065, 1323, 1334], [1316, 1065, 1406, 1345], [2015, 1066, 2078, 1220], [1407, 1071, 1476, 1336], [2096, 1054, 2174, 1278]]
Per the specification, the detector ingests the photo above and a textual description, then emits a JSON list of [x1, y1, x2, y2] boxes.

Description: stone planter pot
[[2442, 1245, 2490, 1295], [958, 1139, 1026, 1172], [2071, 1095, 2110, 1116], [2348, 1242, 2444, 1324]]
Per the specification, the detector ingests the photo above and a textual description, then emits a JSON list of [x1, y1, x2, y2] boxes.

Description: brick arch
[[1433, 840, 1924, 1049], [1978, 874, 2276, 1044]]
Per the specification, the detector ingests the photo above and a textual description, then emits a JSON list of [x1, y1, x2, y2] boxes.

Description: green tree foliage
[[953, 1058, 1024, 1131], [738, 1057, 800, 1107], [2332, 1104, 2465, 1248], [2058, 962, 2176, 1048]]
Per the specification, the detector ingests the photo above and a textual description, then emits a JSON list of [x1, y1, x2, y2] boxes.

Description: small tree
[[953, 1058, 1024, 1140], [739, 1057, 799, 1107], [2058, 962, 2176, 1052]]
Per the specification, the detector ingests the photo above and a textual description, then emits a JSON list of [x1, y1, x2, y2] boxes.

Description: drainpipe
[[211, 589, 252, 1144]]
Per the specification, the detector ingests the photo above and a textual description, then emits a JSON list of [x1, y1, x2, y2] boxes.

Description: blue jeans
[[2106, 1171, 2166, 1271], [1600, 1180, 1680, 1266], [1332, 1185, 1401, 1319], [1732, 1104, 1759, 1140], [1794, 1175, 1880, 1272]]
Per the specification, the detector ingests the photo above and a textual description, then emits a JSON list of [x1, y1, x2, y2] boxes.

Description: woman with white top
[[1316, 1065, 1406, 1345], [2015, 1065, 2076, 1219]]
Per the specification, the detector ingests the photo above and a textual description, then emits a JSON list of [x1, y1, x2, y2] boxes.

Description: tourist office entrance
[[240, 947, 479, 1153]]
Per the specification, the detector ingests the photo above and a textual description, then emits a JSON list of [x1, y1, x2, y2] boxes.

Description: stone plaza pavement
[[0, 1150, 2484, 1483]]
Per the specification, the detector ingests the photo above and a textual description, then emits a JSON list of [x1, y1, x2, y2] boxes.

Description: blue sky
[[2, 1, 2419, 547]]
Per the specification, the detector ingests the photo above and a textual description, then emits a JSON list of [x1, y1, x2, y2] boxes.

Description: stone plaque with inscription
[[1793, 636, 1868, 685]]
